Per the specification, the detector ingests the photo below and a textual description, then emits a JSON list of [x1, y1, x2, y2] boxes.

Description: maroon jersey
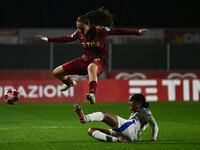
[[48, 27, 139, 64]]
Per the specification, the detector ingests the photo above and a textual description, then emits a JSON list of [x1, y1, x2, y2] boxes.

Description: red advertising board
[[0, 80, 84, 103], [0, 79, 200, 103], [1, 70, 200, 80], [107, 70, 200, 79]]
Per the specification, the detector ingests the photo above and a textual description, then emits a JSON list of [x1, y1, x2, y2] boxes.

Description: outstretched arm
[[36, 35, 48, 41], [36, 31, 79, 43], [103, 27, 149, 36], [138, 29, 149, 35]]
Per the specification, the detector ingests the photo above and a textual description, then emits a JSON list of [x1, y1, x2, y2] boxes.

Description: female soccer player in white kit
[[74, 94, 158, 142]]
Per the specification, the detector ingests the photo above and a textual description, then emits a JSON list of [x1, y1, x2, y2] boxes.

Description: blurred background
[[0, 0, 200, 102]]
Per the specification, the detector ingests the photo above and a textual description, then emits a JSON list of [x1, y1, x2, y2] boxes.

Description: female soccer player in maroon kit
[[36, 8, 149, 104]]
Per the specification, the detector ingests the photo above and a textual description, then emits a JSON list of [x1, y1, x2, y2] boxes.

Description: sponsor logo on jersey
[[105, 27, 110, 31]]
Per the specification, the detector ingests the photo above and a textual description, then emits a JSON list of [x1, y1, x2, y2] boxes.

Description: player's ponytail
[[77, 7, 114, 27], [143, 101, 149, 108], [130, 94, 150, 108]]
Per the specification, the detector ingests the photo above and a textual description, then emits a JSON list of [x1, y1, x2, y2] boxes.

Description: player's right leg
[[86, 63, 98, 104], [53, 66, 77, 91], [86, 60, 106, 104], [74, 104, 118, 127]]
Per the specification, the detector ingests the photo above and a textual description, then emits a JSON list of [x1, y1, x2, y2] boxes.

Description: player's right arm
[[36, 30, 79, 43]]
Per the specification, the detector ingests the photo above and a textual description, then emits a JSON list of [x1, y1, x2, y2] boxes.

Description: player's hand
[[36, 35, 48, 41], [138, 28, 149, 35]]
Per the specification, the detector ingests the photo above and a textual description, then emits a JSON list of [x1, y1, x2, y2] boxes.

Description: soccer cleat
[[117, 136, 128, 143], [86, 93, 96, 104], [59, 80, 77, 91], [105, 135, 122, 142], [74, 104, 86, 124]]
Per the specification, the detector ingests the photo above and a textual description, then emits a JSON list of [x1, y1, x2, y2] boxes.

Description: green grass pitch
[[0, 102, 200, 150]]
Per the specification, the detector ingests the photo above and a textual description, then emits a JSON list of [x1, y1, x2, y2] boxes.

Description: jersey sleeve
[[100, 27, 140, 36], [48, 30, 79, 43], [148, 116, 159, 141], [138, 124, 149, 135]]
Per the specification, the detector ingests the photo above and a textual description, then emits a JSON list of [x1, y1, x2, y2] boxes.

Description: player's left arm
[[102, 27, 149, 36], [148, 117, 159, 141]]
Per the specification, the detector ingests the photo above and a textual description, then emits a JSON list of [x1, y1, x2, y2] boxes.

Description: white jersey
[[129, 108, 153, 128], [110, 107, 158, 141], [129, 108, 159, 140]]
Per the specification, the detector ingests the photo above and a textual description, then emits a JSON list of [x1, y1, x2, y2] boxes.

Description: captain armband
[[147, 118, 156, 123]]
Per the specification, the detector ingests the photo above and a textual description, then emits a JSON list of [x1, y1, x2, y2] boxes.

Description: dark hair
[[130, 94, 149, 108], [77, 7, 114, 27]]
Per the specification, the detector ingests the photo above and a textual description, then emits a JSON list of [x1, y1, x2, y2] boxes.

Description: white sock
[[92, 131, 118, 142], [85, 112, 104, 122]]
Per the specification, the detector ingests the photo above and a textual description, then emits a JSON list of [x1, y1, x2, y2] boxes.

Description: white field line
[[0, 126, 86, 130]]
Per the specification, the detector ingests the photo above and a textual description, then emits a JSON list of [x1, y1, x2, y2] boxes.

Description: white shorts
[[109, 116, 141, 141]]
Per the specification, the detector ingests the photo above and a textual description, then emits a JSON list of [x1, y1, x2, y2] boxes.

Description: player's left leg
[[74, 104, 118, 125], [88, 127, 121, 142], [86, 59, 105, 104]]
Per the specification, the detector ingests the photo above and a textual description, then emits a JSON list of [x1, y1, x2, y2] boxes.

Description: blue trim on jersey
[[144, 108, 150, 112], [114, 120, 135, 132]]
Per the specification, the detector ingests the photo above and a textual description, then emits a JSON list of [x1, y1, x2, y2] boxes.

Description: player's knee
[[53, 66, 64, 78], [88, 64, 98, 73], [53, 67, 59, 77], [88, 127, 100, 136], [88, 128, 95, 136]]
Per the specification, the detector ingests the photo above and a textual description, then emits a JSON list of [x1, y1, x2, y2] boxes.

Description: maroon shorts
[[62, 57, 107, 76]]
